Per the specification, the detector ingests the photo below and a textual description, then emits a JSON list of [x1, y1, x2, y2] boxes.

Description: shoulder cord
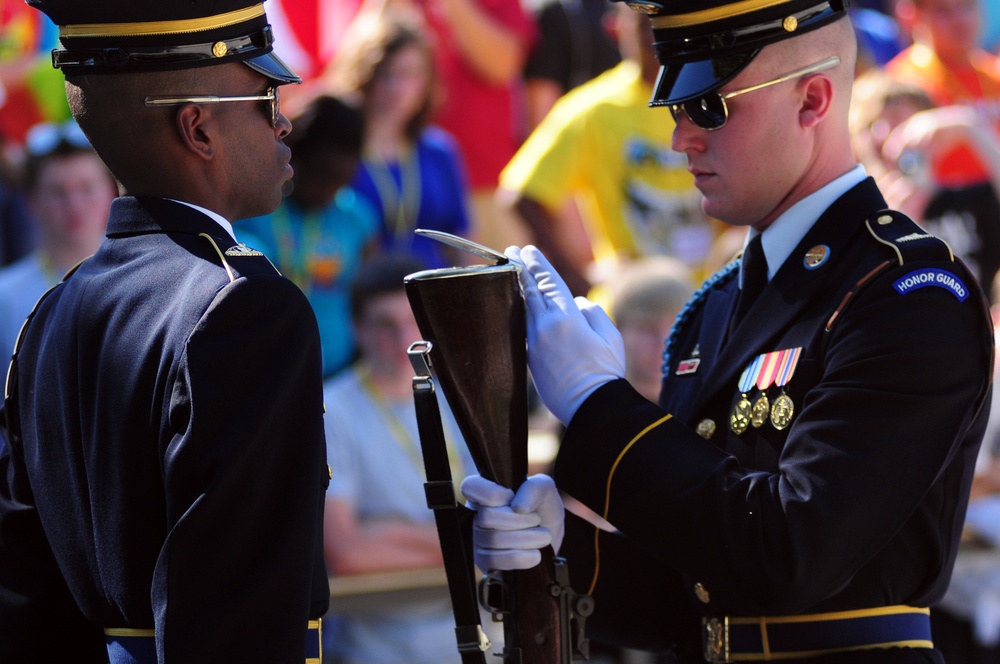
[[661, 260, 739, 376]]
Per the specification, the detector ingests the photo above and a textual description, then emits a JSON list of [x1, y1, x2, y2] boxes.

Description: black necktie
[[729, 234, 767, 334]]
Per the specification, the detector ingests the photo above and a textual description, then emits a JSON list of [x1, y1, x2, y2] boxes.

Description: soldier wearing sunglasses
[[462, 0, 994, 661], [0, 1, 329, 662]]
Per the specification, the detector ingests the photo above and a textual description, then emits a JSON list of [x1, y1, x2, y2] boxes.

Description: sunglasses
[[668, 56, 841, 131], [144, 85, 281, 127]]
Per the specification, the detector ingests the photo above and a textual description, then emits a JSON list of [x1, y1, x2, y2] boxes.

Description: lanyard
[[356, 363, 463, 483], [363, 146, 422, 244]]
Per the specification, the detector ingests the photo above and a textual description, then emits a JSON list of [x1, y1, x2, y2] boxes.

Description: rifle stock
[[404, 264, 569, 663]]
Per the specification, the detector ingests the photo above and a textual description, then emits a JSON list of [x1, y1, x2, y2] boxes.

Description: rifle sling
[[412, 377, 490, 664]]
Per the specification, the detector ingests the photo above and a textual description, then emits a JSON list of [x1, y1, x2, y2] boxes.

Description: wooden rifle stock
[[405, 264, 572, 663]]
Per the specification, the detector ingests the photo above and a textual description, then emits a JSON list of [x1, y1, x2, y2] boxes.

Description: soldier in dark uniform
[[0, 1, 328, 662], [463, 0, 995, 661]]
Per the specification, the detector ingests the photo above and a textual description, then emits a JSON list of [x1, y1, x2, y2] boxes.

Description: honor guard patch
[[225, 243, 265, 257], [893, 269, 969, 302]]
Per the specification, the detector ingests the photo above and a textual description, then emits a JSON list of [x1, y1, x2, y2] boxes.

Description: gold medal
[[771, 393, 795, 430], [730, 395, 752, 434], [751, 392, 770, 428]]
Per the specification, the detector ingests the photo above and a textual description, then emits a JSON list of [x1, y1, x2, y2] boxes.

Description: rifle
[[404, 233, 592, 663]]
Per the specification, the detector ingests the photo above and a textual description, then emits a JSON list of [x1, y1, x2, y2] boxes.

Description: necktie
[[729, 234, 767, 334]]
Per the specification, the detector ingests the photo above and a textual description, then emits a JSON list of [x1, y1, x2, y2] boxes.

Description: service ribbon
[[775, 347, 802, 388], [738, 355, 761, 394], [756, 350, 782, 392]]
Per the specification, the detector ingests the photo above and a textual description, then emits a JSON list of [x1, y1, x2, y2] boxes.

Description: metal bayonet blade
[[415, 228, 509, 265]]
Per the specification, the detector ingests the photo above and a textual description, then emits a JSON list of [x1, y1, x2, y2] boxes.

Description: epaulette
[[198, 234, 281, 282], [661, 259, 739, 375], [826, 209, 964, 334], [863, 209, 955, 265]]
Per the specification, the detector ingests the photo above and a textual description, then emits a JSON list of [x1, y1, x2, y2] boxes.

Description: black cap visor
[[243, 50, 301, 85], [650, 49, 757, 106]]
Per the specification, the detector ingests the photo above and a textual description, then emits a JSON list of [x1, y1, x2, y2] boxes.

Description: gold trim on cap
[[651, 0, 793, 28], [60, 3, 265, 38]]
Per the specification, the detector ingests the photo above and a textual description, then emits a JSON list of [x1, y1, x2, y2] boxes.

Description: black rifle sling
[[411, 369, 490, 664]]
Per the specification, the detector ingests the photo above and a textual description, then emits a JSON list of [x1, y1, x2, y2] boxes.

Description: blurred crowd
[[3, 0, 1000, 661]]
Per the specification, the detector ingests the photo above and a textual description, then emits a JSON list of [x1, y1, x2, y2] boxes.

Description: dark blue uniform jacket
[[554, 178, 994, 662], [0, 197, 329, 662]]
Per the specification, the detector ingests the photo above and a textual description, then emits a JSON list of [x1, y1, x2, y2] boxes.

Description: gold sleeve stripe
[[602, 414, 673, 521], [60, 4, 264, 37], [588, 413, 673, 596], [651, 0, 791, 28]]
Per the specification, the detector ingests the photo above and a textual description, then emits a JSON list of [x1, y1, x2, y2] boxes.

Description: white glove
[[462, 474, 565, 572], [506, 245, 626, 425]]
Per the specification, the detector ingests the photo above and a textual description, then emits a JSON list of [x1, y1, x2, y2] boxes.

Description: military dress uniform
[[553, 175, 994, 662], [1, 198, 330, 661], [0, 2, 328, 662]]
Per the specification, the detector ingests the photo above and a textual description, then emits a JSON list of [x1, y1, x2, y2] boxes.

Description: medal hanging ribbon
[[731, 357, 761, 434], [771, 347, 802, 430], [751, 350, 782, 427]]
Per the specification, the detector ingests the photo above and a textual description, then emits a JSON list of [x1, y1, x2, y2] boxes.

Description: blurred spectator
[[851, 70, 1000, 287], [0, 120, 114, 369], [886, 0, 1000, 187], [321, 254, 475, 663], [383, 0, 537, 251], [236, 94, 380, 379], [0, 140, 35, 267], [327, 11, 473, 268], [497, 6, 708, 296], [928, 271, 1000, 663], [609, 256, 694, 403], [850, 5, 906, 73], [523, 0, 621, 131]]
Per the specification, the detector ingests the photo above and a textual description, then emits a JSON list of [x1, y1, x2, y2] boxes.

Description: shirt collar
[[166, 199, 236, 242], [746, 164, 867, 282]]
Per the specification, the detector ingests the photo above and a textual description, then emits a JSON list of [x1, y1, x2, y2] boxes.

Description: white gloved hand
[[462, 474, 565, 572], [506, 245, 626, 425]]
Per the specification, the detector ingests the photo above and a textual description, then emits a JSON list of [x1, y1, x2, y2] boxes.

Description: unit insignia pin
[[804, 245, 830, 270], [676, 344, 701, 375], [225, 243, 265, 257]]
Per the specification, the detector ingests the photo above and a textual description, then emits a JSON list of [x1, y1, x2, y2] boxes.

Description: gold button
[[212, 41, 229, 58], [328, 465, 333, 480], [878, 214, 893, 225], [696, 419, 716, 440], [694, 582, 710, 604], [783, 16, 798, 32]]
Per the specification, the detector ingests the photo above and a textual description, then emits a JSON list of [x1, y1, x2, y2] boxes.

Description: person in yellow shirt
[[497, 4, 709, 296]]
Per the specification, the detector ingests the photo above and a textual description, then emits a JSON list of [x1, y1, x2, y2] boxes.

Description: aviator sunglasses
[[144, 85, 281, 127], [668, 56, 841, 131]]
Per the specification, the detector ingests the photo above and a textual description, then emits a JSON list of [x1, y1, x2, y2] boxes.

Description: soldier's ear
[[174, 104, 216, 162], [798, 74, 834, 130]]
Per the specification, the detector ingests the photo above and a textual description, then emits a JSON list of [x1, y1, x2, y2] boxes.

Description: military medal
[[751, 351, 781, 428], [730, 358, 760, 435], [751, 394, 770, 428], [770, 347, 802, 430]]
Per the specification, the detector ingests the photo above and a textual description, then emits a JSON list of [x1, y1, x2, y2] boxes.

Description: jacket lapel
[[691, 178, 887, 413]]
